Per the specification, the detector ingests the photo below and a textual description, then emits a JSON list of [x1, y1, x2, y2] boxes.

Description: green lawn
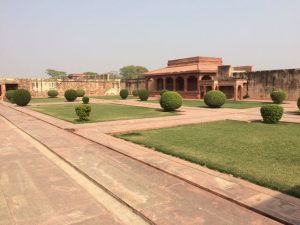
[[115, 120, 300, 197], [31, 103, 176, 123], [146, 99, 269, 109], [30, 97, 67, 103], [91, 95, 137, 100]]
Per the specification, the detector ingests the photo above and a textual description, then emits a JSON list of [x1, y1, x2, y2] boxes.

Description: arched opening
[[175, 77, 184, 91], [156, 78, 163, 91], [201, 75, 212, 80], [187, 76, 197, 91], [166, 77, 173, 90]]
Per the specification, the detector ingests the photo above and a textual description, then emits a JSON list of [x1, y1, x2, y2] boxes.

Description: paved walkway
[[1, 103, 299, 224], [0, 116, 126, 225], [0, 106, 288, 224]]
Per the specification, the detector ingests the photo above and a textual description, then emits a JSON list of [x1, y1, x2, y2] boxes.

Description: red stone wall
[[234, 69, 300, 100]]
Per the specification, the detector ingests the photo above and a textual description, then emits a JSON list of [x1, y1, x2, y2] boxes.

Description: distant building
[[68, 73, 86, 79], [145, 56, 249, 100]]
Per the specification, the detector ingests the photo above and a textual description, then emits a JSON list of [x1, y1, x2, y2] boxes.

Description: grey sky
[[0, 0, 299, 78]]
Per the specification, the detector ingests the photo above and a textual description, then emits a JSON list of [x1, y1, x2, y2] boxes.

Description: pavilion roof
[[145, 56, 222, 76]]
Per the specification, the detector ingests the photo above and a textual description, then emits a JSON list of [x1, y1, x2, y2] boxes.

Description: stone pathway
[[1, 103, 299, 224], [0, 116, 128, 225]]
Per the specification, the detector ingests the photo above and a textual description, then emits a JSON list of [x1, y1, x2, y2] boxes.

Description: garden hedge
[[138, 89, 149, 101], [204, 90, 226, 108], [132, 89, 139, 96], [13, 89, 31, 106], [76, 89, 85, 97], [75, 105, 91, 121], [5, 90, 16, 103], [47, 90, 58, 98], [270, 90, 287, 104], [260, 104, 283, 124], [120, 89, 129, 99], [82, 96, 89, 104], [160, 91, 182, 111], [64, 89, 78, 102], [160, 89, 168, 96]]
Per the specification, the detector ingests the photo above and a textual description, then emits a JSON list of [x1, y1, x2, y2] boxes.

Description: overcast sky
[[0, 0, 300, 78]]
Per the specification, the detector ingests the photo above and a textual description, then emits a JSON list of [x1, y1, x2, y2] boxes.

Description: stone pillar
[[234, 85, 238, 101], [184, 77, 188, 92], [163, 77, 166, 90], [145, 78, 149, 90], [197, 75, 201, 99], [173, 77, 176, 91]]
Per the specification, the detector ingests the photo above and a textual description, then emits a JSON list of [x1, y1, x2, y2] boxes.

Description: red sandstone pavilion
[[144, 56, 252, 100]]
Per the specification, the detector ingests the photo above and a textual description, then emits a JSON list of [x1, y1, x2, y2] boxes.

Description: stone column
[[173, 77, 176, 91], [145, 78, 149, 90], [234, 85, 238, 101], [184, 77, 188, 92], [197, 75, 201, 99], [163, 77, 166, 90]]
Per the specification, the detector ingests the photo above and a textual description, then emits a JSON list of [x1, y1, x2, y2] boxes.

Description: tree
[[119, 65, 148, 79], [46, 69, 67, 78]]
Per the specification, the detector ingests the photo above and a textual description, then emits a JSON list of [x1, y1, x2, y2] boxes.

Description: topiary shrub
[[297, 97, 300, 109], [260, 104, 283, 124], [160, 89, 168, 96], [132, 89, 139, 96], [120, 89, 129, 99], [82, 96, 89, 104], [14, 89, 31, 106], [204, 90, 226, 108], [138, 89, 149, 101], [5, 90, 16, 103], [64, 89, 78, 102], [270, 90, 287, 104], [160, 91, 182, 111], [75, 105, 91, 121], [47, 90, 58, 98], [76, 89, 85, 97]]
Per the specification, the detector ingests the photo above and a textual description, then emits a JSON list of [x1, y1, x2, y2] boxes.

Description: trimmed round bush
[[270, 90, 287, 104], [76, 89, 85, 97], [14, 89, 31, 106], [160, 91, 182, 111], [120, 89, 129, 99], [47, 90, 58, 98], [5, 90, 16, 102], [160, 89, 168, 96], [138, 89, 149, 101], [75, 105, 91, 121], [297, 97, 300, 109], [204, 90, 226, 108], [82, 96, 89, 104], [64, 89, 78, 102], [260, 104, 283, 124], [132, 89, 139, 96]]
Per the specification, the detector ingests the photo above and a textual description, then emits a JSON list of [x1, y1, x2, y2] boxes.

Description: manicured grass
[[91, 95, 137, 100], [30, 97, 67, 103], [31, 103, 176, 123], [146, 99, 269, 109], [115, 120, 300, 197]]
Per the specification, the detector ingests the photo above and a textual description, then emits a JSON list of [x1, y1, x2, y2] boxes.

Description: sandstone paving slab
[[0, 104, 283, 225], [0, 117, 123, 225]]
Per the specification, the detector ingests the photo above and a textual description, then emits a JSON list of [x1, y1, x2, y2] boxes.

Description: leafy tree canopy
[[120, 65, 148, 79], [46, 69, 67, 78]]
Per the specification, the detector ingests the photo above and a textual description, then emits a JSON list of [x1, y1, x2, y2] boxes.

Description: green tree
[[120, 65, 148, 79], [46, 69, 67, 78]]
